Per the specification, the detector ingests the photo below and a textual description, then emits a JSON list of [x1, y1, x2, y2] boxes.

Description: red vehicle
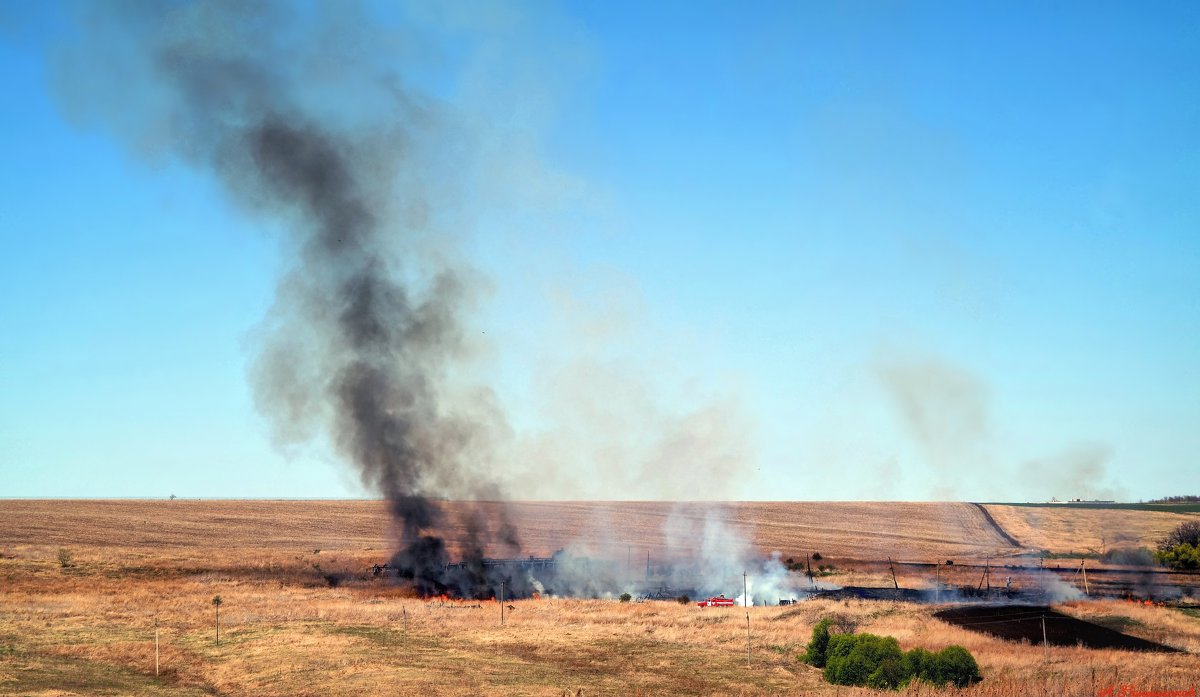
[[696, 595, 735, 607]]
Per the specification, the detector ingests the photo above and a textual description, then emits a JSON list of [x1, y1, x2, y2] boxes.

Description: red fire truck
[[696, 594, 735, 607]]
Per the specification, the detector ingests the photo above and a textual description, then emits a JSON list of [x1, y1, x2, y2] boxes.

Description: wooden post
[[1041, 615, 1049, 662], [745, 613, 750, 667], [403, 607, 407, 642], [500, 581, 505, 625], [212, 596, 222, 645], [888, 557, 898, 590]]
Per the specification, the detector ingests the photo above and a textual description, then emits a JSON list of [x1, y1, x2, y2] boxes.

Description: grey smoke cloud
[[877, 350, 1124, 501], [51, 0, 513, 593], [877, 354, 991, 499]]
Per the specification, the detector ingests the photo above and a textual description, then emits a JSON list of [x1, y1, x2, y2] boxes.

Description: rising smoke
[[49, 1, 790, 601], [52, 0, 519, 596], [877, 351, 1125, 502]]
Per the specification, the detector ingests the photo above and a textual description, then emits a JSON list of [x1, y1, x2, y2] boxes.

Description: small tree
[[619, 593, 632, 603], [212, 596, 223, 644], [1160, 521, 1200, 550], [57, 548, 73, 568], [1157, 521, 1200, 570]]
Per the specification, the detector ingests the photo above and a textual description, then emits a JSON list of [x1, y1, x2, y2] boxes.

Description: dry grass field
[[1, 500, 1198, 696], [981, 504, 1200, 556], [0, 499, 1035, 567]]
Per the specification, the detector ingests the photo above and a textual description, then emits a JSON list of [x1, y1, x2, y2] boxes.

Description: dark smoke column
[[52, 1, 516, 594]]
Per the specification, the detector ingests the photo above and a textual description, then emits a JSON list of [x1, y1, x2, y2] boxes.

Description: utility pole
[[935, 561, 940, 603], [646, 551, 650, 582], [743, 571, 748, 608], [500, 581, 505, 625], [888, 557, 898, 590], [402, 607, 408, 643], [1081, 560, 1089, 595]]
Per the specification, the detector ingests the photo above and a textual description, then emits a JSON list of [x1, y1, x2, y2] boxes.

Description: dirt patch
[[934, 605, 1181, 653]]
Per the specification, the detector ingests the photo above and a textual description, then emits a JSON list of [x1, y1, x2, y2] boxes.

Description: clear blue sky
[[1, 1, 1196, 501]]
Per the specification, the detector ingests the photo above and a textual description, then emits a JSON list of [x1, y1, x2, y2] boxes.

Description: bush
[[57, 548, 73, 568], [800, 618, 982, 691], [619, 593, 632, 603], [1102, 546, 1156, 566], [801, 618, 832, 667], [811, 552, 822, 561], [1161, 521, 1200, 549], [926, 645, 982, 687], [1156, 543, 1200, 570], [676, 595, 690, 605], [869, 657, 908, 690], [1158, 522, 1200, 570], [824, 633, 903, 687]]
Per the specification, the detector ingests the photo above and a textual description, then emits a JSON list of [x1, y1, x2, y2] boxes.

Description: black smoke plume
[[52, 1, 521, 597]]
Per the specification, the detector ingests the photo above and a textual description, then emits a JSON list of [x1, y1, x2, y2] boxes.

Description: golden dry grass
[[1, 500, 1198, 696], [0, 499, 1038, 566], [982, 504, 1200, 556]]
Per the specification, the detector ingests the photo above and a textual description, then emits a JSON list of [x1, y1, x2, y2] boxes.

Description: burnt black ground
[[934, 605, 1182, 653]]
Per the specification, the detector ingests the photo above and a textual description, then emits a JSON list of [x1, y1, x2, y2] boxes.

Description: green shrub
[[1156, 543, 1200, 570], [801, 618, 832, 667], [824, 633, 903, 687], [619, 592, 632, 603], [903, 646, 934, 681], [928, 645, 982, 687], [868, 657, 908, 690], [800, 617, 982, 691]]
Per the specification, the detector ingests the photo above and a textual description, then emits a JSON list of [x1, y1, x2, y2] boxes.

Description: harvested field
[[982, 504, 1200, 556], [934, 605, 1183, 653], [0, 499, 1026, 565]]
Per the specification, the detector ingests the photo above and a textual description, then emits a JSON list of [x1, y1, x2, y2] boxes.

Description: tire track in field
[[970, 502, 1022, 548]]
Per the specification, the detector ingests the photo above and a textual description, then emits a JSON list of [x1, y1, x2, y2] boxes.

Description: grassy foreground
[[0, 500, 1198, 695]]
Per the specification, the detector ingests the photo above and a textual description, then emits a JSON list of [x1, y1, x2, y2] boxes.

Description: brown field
[[0, 499, 1041, 566], [1, 499, 1198, 696]]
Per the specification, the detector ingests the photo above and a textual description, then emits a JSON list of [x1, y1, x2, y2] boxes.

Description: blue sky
[[1, 1, 1197, 500]]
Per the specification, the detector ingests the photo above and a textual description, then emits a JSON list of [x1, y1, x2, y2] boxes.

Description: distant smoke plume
[[878, 354, 991, 499], [52, 1, 516, 596], [877, 351, 1124, 502]]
